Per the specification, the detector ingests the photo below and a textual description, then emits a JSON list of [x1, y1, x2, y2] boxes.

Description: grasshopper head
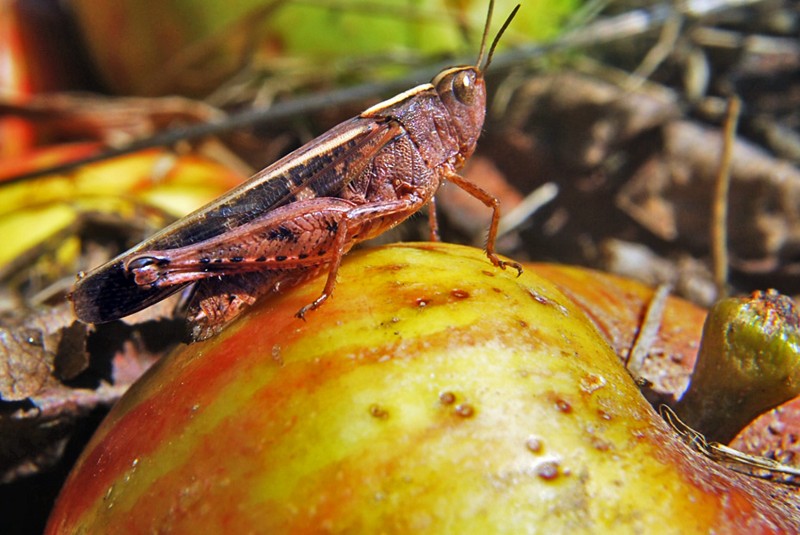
[[433, 66, 486, 159], [432, 2, 518, 162]]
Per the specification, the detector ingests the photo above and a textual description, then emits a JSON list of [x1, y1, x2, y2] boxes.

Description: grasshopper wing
[[71, 117, 400, 323]]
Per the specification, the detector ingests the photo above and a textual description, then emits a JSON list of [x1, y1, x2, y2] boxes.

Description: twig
[[624, 12, 682, 92], [0, 76, 415, 184], [495, 182, 559, 240], [711, 96, 741, 299], [626, 283, 671, 380]]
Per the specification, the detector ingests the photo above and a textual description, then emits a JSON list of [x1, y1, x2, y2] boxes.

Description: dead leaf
[[0, 326, 51, 402]]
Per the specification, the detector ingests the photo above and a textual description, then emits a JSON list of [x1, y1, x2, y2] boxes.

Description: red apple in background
[[46, 244, 797, 533]]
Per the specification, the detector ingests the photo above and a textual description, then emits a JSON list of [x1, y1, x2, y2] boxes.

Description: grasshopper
[[70, 1, 521, 341]]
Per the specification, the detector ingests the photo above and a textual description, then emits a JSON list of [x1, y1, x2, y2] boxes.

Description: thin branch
[[711, 96, 741, 299], [495, 182, 559, 240]]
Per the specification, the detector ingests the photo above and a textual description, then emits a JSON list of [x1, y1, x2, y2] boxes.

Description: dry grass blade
[[661, 405, 800, 483], [711, 96, 741, 299], [626, 283, 671, 380]]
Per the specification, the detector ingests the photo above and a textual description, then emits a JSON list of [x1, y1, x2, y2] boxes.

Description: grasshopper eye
[[452, 70, 477, 105]]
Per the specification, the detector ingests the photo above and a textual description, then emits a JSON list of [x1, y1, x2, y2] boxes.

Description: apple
[[47, 243, 796, 533]]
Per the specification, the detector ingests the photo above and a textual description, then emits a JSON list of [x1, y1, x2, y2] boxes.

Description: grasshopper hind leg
[[186, 268, 321, 342]]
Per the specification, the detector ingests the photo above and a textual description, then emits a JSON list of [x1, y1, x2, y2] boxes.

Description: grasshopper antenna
[[475, 0, 495, 69], [478, 2, 521, 73]]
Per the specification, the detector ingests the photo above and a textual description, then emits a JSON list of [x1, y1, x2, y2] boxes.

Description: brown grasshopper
[[70, 1, 521, 341]]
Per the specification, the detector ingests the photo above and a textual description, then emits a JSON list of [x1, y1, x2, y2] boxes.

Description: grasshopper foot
[[295, 293, 329, 320], [488, 254, 523, 277]]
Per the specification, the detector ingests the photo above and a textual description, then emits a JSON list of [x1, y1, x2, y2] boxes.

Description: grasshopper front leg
[[445, 173, 523, 276]]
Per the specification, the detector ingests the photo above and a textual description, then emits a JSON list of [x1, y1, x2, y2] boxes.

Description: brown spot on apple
[[580, 373, 607, 394], [536, 460, 560, 480], [439, 391, 456, 405], [597, 409, 613, 421], [369, 404, 389, 419], [454, 403, 475, 418], [555, 399, 572, 414], [525, 436, 543, 453]]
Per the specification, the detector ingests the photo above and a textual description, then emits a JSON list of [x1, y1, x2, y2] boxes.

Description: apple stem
[[674, 290, 800, 444]]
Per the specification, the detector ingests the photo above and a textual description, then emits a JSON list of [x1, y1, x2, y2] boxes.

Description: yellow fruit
[[47, 243, 795, 533]]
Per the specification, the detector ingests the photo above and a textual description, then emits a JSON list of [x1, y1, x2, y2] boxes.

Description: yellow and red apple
[[47, 243, 797, 533]]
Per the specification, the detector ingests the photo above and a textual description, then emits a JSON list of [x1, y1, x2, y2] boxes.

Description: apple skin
[[529, 263, 707, 399], [47, 243, 795, 533]]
